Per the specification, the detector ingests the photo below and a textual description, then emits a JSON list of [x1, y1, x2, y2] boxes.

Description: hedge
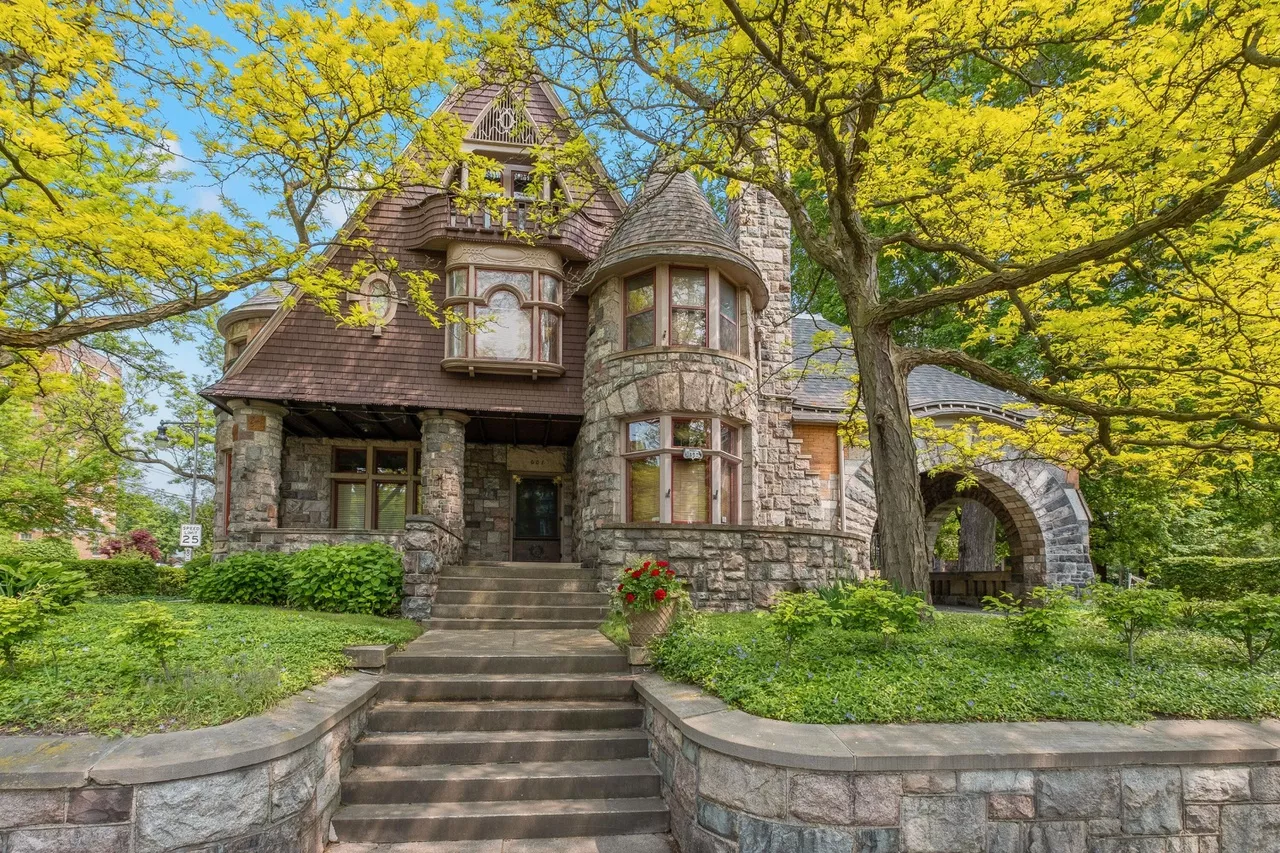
[[75, 558, 160, 596], [1154, 556, 1280, 600], [0, 536, 80, 564]]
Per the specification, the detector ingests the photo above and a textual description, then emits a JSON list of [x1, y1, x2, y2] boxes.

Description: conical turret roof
[[587, 170, 766, 307], [216, 287, 285, 337]]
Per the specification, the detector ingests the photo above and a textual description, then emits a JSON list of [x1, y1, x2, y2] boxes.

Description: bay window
[[622, 415, 742, 524], [622, 265, 747, 356], [332, 447, 419, 530], [442, 264, 564, 375]]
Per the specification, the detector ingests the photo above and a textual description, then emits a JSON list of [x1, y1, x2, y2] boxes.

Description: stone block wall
[[594, 523, 867, 610], [463, 444, 574, 563], [402, 515, 464, 620], [644, 696, 1279, 853], [0, 679, 375, 853], [253, 528, 403, 554]]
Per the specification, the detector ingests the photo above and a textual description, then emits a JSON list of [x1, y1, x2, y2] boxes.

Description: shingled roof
[[788, 313, 1027, 420], [586, 170, 766, 308]]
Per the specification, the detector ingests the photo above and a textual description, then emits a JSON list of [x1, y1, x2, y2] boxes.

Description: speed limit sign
[[179, 524, 203, 548]]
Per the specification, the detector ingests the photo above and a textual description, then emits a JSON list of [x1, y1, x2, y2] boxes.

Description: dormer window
[[442, 263, 565, 377], [622, 265, 747, 356]]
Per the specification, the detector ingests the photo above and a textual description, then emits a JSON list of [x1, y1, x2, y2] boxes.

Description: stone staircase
[[327, 563, 672, 850], [430, 561, 610, 630]]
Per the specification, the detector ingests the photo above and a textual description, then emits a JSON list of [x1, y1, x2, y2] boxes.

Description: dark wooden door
[[512, 477, 561, 562]]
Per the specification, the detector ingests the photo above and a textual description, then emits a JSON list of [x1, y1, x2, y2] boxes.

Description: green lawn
[[651, 610, 1280, 724], [0, 600, 421, 736]]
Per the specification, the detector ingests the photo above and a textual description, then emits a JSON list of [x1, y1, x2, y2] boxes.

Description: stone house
[[202, 81, 1092, 617]]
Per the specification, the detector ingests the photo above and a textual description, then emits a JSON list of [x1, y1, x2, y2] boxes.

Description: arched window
[[475, 290, 531, 359], [442, 264, 564, 376]]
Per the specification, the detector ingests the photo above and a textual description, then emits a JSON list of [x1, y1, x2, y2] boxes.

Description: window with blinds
[[622, 415, 741, 525], [330, 447, 417, 530]]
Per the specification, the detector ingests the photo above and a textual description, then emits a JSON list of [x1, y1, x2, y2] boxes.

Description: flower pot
[[626, 600, 676, 647]]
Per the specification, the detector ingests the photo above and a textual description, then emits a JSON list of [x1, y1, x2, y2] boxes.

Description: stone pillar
[[419, 410, 468, 534], [225, 399, 286, 553], [402, 410, 468, 620]]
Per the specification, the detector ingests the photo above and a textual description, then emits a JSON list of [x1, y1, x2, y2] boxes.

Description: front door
[[512, 477, 561, 562]]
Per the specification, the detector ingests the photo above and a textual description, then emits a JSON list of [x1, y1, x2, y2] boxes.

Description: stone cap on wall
[[637, 674, 1280, 773], [0, 673, 377, 789], [603, 522, 869, 543]]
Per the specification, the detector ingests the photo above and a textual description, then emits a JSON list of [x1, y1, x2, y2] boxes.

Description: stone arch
[[850, 452, 1093, 598], [920, 468, 1048, 595]]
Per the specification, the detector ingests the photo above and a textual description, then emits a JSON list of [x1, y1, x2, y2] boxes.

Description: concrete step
[[431, 604, 609, 621], [380, 673, 635, 702], [330, 798, 670, 843], [342, 759, 661, 804], [435, 589, 611, 606], [368, 700, 644, 733], [438, 576, 601, 593], [325, 833, 677, 852], [387, 652, 628, 676], [355, 729, 650, 766], [428, 618, 605, 631], [442, 564, 596, 580]]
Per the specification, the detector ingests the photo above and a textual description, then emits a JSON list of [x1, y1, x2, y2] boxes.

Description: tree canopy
[[503, 0, 1280, 590]]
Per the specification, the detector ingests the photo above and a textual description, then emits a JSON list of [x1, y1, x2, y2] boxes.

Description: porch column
[[225, 399, 286, 552], [403, 410, 468, 620], [419, 410, 468, 537]]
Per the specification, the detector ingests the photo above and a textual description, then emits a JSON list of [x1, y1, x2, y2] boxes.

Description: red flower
[[657, 561, 669, 568], [650, 568, 660, 577], [643, 561, 651, 569], [666, 569, 676, 577], [617, 584, 624, 591], [654, 588, 668, 602], [631, 569, 643, 579], [625, 592, 636, 603]]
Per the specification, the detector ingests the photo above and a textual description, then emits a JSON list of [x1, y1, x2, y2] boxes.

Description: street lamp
[[155, 420, 202, 535]]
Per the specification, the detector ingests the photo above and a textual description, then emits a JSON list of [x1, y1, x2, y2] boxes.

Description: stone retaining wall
[[0, 674, 376, 853], [596, 523, 868, 610], [638, 676, 1280, 853]]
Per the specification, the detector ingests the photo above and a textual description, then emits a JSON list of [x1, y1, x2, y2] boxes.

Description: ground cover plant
[[651, 607, 1280, 724], [0, 600, 420, 735]]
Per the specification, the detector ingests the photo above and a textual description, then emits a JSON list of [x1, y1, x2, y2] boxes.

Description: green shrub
[[0, 594, 46, 671], [1197, 593, 1280, 667], [110, 601, 195, 678], [770, 590, 833, 655], [817, 579, 933, 644], [983, 586, 1076, 653], [1155, 556, 1280, 600], [157, 565, 188, 596], [76, 558, 159, 596], [0, 536, 80, 564], [188, 552, 288, 605], [0, 560, 94, 611], [1089, 582, 1183, 665], [287, 543, 402, 615]]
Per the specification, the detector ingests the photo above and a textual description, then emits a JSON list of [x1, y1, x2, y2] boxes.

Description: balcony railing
[[404, 192, 607, 260]]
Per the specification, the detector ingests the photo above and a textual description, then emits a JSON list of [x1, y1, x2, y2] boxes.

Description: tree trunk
[[849, 319, 931, 595], [958, 500, 998, 573]]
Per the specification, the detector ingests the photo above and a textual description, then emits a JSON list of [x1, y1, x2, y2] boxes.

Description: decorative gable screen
[[471, 90, 540, 146]]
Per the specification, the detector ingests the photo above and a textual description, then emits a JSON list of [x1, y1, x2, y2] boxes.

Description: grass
[[599, 610, 628, 649], [0, 600, 421, 736], [651, 610, 1280, 724]]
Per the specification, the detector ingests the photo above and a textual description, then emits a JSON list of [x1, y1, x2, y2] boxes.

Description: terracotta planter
[[626, 600, 676, 647]]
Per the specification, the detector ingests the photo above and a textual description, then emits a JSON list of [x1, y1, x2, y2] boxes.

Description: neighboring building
[[202, 81, 1092, 616], [10, 343, 122, 558]]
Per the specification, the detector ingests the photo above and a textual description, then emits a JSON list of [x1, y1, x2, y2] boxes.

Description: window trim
[[621, 415, 742, 525], [668, 266, 709, 348], [329, 446, 419, 530], [622, 264, 746, 356], [623, 269, 657, 351], [442, 263, 566, 377]]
